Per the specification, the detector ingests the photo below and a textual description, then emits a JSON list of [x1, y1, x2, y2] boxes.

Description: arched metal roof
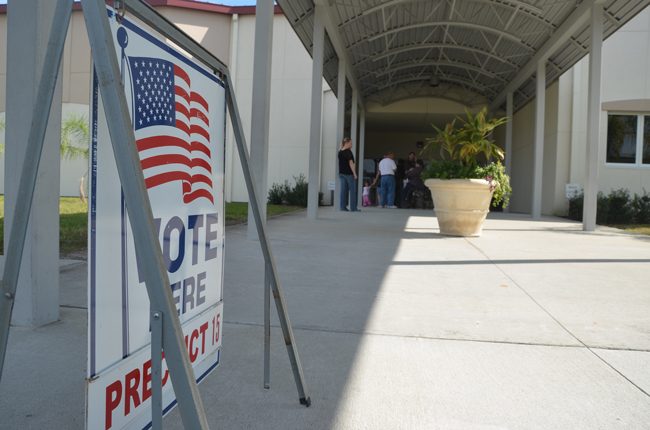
[[277, 0, 650, 110]]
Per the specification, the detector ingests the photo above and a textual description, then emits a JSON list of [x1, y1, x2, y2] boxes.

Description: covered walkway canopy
[[279, 0, 646, 110], [246, 0, 650, 231]]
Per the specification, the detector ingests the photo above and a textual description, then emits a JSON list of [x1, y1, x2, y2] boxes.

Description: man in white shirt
[[377, 152, 397, 208]]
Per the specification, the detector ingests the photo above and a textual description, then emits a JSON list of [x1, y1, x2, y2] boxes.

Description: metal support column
[[247, 0, 275, 238], [504, 92, 513, 213], [350, 90, 358, 155], [307, 5, 324, 220], [225, 12, 239, 203], [82, 1, 209, 427], [583, 3, 603, 231], [334, 59, 346, 210], [532, 60, 546, 219], [357, 110, 366, 208], [0, 0, 71, 379]]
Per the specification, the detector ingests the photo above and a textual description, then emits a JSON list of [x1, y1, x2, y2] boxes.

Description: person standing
[[401, 159, 425, 207], [406, 151, 417, 169], [378, 152, 397, 208], [338, 137, 359, 211]]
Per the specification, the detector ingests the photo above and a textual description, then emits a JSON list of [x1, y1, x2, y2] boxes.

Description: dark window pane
[[607, 115, 637, 163], [643, 115, 650, 164]]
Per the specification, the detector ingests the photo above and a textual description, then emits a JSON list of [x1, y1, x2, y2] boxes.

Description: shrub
[[632, 190, 650, 224], [267, 174, 309, 207], [606, 188, 633, 224], [566, 188, 650, 225], [268, 181, 290, 205], [596, 192, 609, 225], [567, 192, 583, 221], [286, 174, 308, 207]]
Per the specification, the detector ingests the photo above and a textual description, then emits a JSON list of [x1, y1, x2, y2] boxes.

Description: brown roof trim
[[145, 0, 282, 15], [0, 1, 282, 16]]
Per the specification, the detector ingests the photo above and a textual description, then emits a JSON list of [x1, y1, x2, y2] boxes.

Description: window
[[606, 114, 650, 166]]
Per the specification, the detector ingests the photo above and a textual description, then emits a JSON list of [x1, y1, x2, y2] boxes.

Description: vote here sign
[[87, 9, 225, 430]]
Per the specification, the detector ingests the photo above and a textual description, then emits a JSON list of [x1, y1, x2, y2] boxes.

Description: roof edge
[[0, 1, 281, 16]]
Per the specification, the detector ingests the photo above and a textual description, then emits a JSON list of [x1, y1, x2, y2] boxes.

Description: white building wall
[[508, 6, 650, 214], [225, 14, 333, 203], [569, 7, 650, 199]]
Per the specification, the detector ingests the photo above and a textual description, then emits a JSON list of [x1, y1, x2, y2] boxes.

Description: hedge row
[[568, 189, 650, 224], [267, 174, 309, 207]]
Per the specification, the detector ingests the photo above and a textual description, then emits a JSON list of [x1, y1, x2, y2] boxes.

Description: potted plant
[[421, 107, 511, 237]]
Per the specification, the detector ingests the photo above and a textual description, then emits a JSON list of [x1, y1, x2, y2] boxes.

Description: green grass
[[0, 196, 303, 255], [609, 224, 650, 235], [225, 202, 304, 224], [0, 196, 88, 254]]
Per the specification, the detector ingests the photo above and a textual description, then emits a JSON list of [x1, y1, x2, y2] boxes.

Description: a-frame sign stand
[[0, 0, 311, 428]]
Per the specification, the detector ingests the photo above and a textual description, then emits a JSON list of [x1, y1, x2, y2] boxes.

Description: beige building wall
[[0, 10, 93, 197], [0, 7, 335, 202], [509, 95, 535, 214], [157, 6, 232, 67], [507, 79, 573, 215]]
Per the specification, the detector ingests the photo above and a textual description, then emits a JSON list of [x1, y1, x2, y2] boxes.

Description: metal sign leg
[[264, 262, 271, 389], [0, 0, 73, 382], [151, 310, 163, 430], [225, 74, 311, 407], [81, 0, 209, 427]]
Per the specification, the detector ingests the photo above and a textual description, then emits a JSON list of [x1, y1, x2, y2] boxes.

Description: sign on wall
[[87, 9, 226, 430]]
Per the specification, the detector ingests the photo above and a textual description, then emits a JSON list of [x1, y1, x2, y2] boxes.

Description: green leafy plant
[[268, 180, 291, 205], [285, 174, 308, 207], [568, 188, 650, 225], [267, 174, 309, 207], [632, 190, 650, 224], [60, 114, 90, 160], [421, 107, 511, 207]]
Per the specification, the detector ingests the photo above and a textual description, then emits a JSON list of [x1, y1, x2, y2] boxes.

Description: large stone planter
[[424, 178, 494, 237]]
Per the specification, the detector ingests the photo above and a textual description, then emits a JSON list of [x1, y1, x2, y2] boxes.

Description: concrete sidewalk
[[1, 208, 650, 429]]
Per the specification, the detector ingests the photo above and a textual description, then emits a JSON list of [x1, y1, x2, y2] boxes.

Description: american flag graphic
[[129, 56, 213, 204]]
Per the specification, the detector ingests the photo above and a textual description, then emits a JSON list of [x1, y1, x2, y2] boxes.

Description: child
[[362, 180, 371, 207]]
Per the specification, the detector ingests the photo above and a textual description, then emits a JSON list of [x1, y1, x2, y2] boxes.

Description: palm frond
[[60, 114, 90, 160]]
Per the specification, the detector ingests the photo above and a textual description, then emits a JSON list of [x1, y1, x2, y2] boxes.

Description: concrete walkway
[[1, 208, 650, 429]]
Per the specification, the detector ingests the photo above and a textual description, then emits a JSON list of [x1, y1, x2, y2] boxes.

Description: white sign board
[[327, 181, 336, 191], [87, 9, 225, 430], [565, 183, 583, 199]]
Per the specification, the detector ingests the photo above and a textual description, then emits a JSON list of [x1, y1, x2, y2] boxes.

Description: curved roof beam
[[339, 0, 551, 30], [368, 92, 484, 108], [354, 43, 520, 69], [361, 60, 507, 83], [348, 22, 534, 51], [368, 75, 498, 96]]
